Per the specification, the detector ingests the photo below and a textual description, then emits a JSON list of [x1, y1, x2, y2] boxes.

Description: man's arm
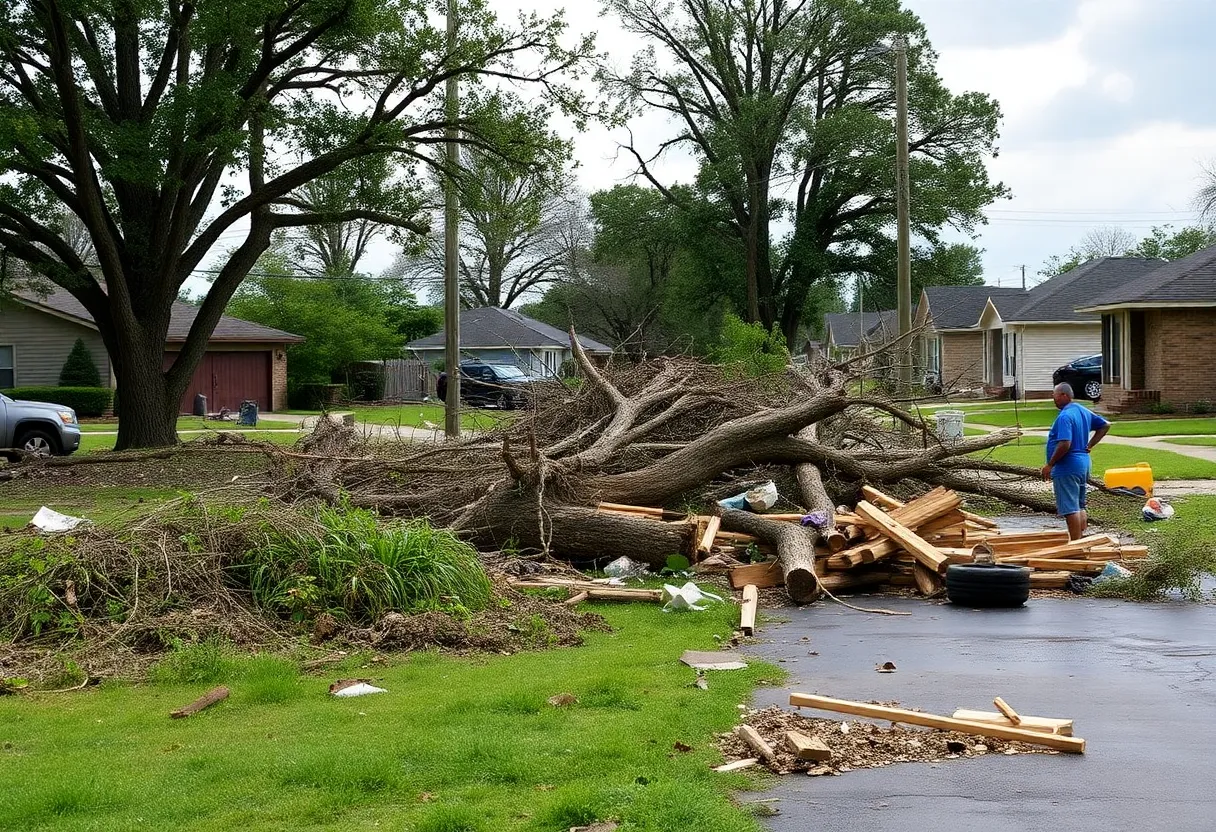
[[1041, 439, 1072, 479], [1087, 424, 1109, 451]]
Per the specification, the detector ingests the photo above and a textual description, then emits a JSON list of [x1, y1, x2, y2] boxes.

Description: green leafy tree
[[58, 338, 101, 387], [1125, 225, 1216, 261], [858, 242, 984, 310], [603, 0, 1006, 347], [1041, 224, 1216, 277], [0, 0, 592, 448]]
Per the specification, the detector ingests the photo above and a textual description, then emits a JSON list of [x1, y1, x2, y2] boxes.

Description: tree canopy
[[602, 0, 1006, 347], [1040, 224, 1216, 277], [0, 0, 592, 447]]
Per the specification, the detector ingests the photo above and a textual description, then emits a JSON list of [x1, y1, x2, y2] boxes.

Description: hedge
[[2, 387, 113, 417]]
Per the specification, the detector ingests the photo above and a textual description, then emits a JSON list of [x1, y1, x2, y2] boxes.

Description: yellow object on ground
[[1103, 462, 1154, 496]]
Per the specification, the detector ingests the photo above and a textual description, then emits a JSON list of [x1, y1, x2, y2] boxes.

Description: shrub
[[58, 338, 102, 387], [710, 311, 789, 377], [239, 506, 492, 624], [1192, 400, 1212, 415], [2, 386, 112, 417], [1147, 400, 1177, 415], [346, 364, 385, 401]]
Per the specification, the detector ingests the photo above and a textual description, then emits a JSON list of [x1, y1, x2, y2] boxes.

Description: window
[[0, 346, 12, 388], [927, 337, 942, 374], [1102, 315, 1122, 383], [1003, 332, 1017, 378]]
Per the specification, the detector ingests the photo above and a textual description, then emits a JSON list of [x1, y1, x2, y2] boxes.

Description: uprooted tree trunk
[[270, 331, 1044, 601]]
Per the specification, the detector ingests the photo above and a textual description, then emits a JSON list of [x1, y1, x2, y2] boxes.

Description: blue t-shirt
[[1046, 402, 1109, 475]]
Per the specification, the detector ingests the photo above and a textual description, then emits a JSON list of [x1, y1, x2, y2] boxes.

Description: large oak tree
[[603, 0, 1006, 347], [0, 0, 591, 447]]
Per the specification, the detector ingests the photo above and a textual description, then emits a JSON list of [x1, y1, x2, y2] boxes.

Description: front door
[[987, 330, 1003, 386]]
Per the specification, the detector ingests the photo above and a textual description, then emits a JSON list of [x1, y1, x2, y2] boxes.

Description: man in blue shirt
[[1042, 382, 1111, 539]]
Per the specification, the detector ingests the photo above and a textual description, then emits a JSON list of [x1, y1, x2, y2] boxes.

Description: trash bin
[[237, 400, 258, 427], [934, 409, 965, 441], [193, 393, 207, 417]]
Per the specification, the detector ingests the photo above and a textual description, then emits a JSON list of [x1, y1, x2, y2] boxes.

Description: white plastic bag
[[29, 507, 89, 533], [331, 683, 388, 698], [744, 481, 778, 512], [1142, 497, 1175, 521], [661, 582, 723, 612]]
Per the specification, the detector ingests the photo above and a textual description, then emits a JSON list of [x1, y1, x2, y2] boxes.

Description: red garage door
[[167, 351, 272, 414]]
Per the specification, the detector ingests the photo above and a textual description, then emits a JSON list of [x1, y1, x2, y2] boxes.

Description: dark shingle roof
[[825, 311, 884, 348], [1078, 245, 1216, 309], [1009, 256, 1165, 321], [921, 286, 1027, 330], [406, 307, 613, 353], [14, 288, 304, 342]]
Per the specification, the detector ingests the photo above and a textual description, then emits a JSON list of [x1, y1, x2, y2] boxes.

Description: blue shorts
[[1052, 468, 1088, 516]]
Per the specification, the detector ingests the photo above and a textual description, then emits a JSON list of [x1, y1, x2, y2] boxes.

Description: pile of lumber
[[596, 484, 1145, 601]]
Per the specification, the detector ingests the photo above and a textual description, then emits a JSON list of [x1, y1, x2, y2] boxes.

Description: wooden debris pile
[[596, 483, 1146, 604]]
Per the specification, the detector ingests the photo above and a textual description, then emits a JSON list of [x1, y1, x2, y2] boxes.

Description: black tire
[[945, 563, 1031, 608], [15, 427, 59, 458]]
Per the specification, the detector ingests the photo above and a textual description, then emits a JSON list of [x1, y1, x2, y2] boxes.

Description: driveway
[[743, 595, 1216, 832]]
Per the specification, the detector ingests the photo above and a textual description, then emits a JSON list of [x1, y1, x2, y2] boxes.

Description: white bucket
[[934, 410, 965, 441]]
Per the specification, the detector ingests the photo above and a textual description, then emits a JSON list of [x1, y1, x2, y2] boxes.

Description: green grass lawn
[[349, 403, 506, 431], [1162, 436, 1216, 447], [0, 485, 184, 529], [974, 435, 1216, 480], [77, 430, 303, 454], [78, 417, 303, 433], [0, 604, 775, 832], [963, 411, 1216, 437]]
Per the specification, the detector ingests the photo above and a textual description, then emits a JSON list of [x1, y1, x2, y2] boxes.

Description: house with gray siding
[[406, 307, 613, 374], [1, 288, 302, 413]]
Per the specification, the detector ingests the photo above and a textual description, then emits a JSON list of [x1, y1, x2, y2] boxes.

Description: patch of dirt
[[719, 705, 1054, 775]]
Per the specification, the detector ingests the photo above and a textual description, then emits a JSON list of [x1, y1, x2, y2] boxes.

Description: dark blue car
[[1051, 354, 1102, 401]]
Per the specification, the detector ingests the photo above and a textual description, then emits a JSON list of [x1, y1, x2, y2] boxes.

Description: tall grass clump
[[241, 505, 491, 624]]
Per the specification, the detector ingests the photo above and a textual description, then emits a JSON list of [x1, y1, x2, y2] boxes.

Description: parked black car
[[1052, 354, 1102, 401], [435, 362, 542, 409]]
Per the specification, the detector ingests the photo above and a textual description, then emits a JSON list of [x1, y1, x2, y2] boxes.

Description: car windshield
[[490, 365, 528, 380], [1075, 355, 1102, 368]]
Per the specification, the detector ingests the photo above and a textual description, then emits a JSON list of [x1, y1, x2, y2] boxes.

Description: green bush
[[1192, 400, 1212, 415], [710, 312, 789, 377], [238, 506, 492, 624], [1147, 400, 1177, 415], [58, 338, 102, 387], [2, 386, 112, 417]]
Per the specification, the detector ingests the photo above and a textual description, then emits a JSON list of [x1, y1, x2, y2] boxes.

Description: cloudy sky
[[512, 0, 1216, 290], [196, 0, 1216, 296]]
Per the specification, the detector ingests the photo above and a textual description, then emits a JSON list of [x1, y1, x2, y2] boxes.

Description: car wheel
[[17, 428, 58, 458], [1083, 380, 1102, 401], [945, 564, 1031, 608]]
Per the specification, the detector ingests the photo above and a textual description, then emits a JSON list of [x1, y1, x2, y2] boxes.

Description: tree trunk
[[720, 508, 823, 604], [110, 329, 182, 450], [794, 424, 845, 551]]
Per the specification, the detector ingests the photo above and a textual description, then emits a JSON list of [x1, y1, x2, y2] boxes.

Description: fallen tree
[[262, 333, 1049, 602]]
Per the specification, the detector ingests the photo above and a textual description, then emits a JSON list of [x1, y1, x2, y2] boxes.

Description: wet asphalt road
[[743, 594, 1216, 832]]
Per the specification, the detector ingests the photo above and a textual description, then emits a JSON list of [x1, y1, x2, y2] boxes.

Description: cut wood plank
[[713, 758, 759, 773], [740, 585, 758, 636], [596, 502, 665, 517], [860, 485, 904, 510], [735, 724, 776, 762], [788, 693, 1085, 753], [913, 562, 945, 597], [855, 501, 949, 573], [951, 709, 1073, 736], [584, 588, 664, 602], [785, 730, 832, 762], [960, 509, 1000, 529], [170, 686, 230, 719], [819, 570, 893, 592], [993, 697, 1022, 725], [1024, 559, 1109, 573], [697, 515, 722, 557], [564, 591, 589, 606], [729, 560, 783, 590], [1029, 571, 1072, 589], [998, 534, 1118, 563]]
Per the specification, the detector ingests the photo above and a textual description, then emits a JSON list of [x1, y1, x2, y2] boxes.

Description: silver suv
[[0, 393, 82, 461]]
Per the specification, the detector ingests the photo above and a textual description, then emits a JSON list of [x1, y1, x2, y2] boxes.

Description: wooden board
[[729, 560, 784, 590], [856, 501, 949, 572], [735, 724, 776, 762], [950, 709, 1073, 736], [1025, 559, 1109, 573], [1029, 571, 1072, 589], [585, 588, 664, 602], [786, 730, 832, 762], [697, 515, 722, 556], [788, 693, 1085, 753], [596, 502, 666, 517], [740, 585, 758, 636], [998, 534, 1118, 563], [993, 697, 1022, 725], [913, 562, 945, 596]]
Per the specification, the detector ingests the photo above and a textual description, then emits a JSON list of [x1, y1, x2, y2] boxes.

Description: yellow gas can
[[1103, 462, 1154, 496]]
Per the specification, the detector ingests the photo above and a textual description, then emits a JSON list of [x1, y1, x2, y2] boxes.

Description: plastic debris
[[800, 511, 830, 528], [29, 507, 89, 533], [1142, 497, 1175, 522], [330, 680, 387, 697], [603, 556, 650, 579], [718, 480, 779, 512], [680, 650, 749, 671], [1092, 561, 1133, 585], [661, 582, 723, 612]]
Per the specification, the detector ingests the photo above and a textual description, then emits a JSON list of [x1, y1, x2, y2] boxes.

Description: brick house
[[1, 288, 302, 413], [1077, 244, 1216, 412], [913, 286, 1026, 391]]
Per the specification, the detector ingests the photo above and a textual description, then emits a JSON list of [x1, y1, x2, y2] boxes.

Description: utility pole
[[894, 37, 912, 397], [443, 0, 461, 439], [1021, 264, 1026, 290]]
